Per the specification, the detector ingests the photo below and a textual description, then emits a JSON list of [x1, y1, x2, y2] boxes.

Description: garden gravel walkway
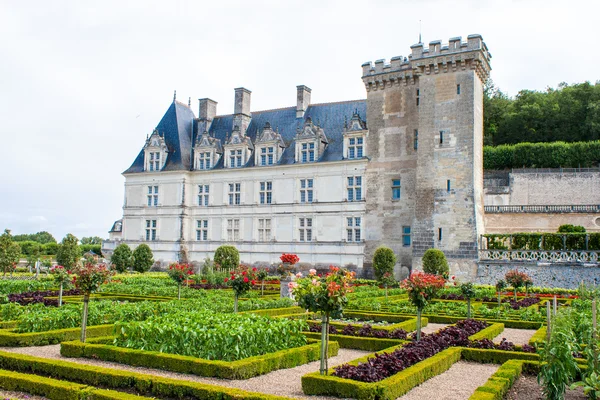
[[493, 328, 536, 345], [0, 390, 48, 399], [0, 345, 370, 400], [397, 361, 498, 400], [420, 323, 448, 335]]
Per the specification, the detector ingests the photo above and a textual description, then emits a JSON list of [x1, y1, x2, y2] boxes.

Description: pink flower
[[288, 282, 298, 289], [309, 269, 317, 275], [312, 278, 319, 285], [296, 272, 303, 278]]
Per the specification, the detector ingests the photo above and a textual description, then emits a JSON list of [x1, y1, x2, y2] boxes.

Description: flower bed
[[7, 289, 82, 306]]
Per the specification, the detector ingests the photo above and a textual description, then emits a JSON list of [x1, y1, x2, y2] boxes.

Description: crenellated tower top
[[361, 34, 492, 91]]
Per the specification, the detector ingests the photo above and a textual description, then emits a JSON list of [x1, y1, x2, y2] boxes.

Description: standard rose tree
[[72, 263, 113, 342], [168, 263, 194, 300], [292, 266, 355, 375], [505, 270, 532, 301], [49, 265, 70, 306], [225, 266, 257, 312], [401, 272, 446, 341]]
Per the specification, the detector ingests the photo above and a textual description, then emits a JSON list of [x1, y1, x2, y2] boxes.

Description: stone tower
[[362, 35, 491, 279]]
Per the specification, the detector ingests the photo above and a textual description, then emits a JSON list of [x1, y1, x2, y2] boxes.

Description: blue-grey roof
[[124, 99, 366, 173]]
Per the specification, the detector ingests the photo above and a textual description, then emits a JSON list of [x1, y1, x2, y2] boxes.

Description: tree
[[422, 249, 449, 277], [56, 234, 80, 270], [558, 224, 586, 233], [167, 262, 194, 299], [372, 246, 396, 282], [25, 242, 42, 272], [214, 245, 239, 271], [80, 236, 104, 245], [0, 230, 21, 276], [459, 282, 476, 319], [72, 263, 113, 342], [224, 266, 257, 312], [13, 231, 56, 244], [111, 243, 132, 273], [50, 265, 71, 306], [132, 244, 154, 273], [401, 272, 446, 340]]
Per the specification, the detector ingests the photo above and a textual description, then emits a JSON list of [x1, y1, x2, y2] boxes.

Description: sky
[[1, 0, 598, 241]]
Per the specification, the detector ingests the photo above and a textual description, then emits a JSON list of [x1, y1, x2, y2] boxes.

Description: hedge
[[469, 323, 505, 341], [414, 314, 542, 330], [483, 233, 600, 251], [0, 350, 292, 399], [303, 332, 407, 351], [0, 324, 114, 347], [61, 337, 339, 380], [0, 368, 155, 400], [483, 140, 600, 170], [244, 306, 305, 317], [302, 346, 462, 400], [528, 325, 547, 345], [308, 315, 423, 334]]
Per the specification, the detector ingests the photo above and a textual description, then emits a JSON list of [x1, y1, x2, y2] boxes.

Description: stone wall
[[484, 212, 600, 233], [476, 262, 600, 289]]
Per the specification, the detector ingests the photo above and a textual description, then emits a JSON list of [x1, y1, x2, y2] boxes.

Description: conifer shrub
[[214, 245, 239, 270], [132, 244, 153, 273], [422, 249, 449, 277]]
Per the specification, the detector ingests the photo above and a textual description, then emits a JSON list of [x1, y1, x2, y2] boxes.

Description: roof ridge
[[212, 99, 366, 119], [309, 99, 366, 107]]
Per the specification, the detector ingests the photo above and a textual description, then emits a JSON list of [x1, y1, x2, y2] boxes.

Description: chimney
[[296, 85, 312, 119], [198, 98, 217, 121], [233, 87, 252, 134]]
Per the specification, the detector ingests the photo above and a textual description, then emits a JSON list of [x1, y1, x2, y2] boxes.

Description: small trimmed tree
[[505, 269, 531, 301], [168, 262, 194, 299], [56, 234, 80, 271], [373, 246, 396, 282], [72, 263, 113, 342], [111, 243, 132, 273], [132, 244, 154, 273], [459, 282, 476, 318], [50, 265, 70, 306], [495, 279, 506, 306], [422, 249, 449, 277], [401, 272, 446, 341], [225, 266, 257, 312], [256, 267, 269, 296], [214, 245, 239, 271]]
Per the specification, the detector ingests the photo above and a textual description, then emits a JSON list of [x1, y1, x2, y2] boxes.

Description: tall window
[[414, 130, 418, 150], [447, 180, 451, 192], [258, 218, 271, 241], [402, 226, 411, 247], [416, 89, 420, 107], [392, 179, 401, 200], [198, 184, 209, 206], [438, 227, 443, 241], [440, 131, 445, 145], [147, 186, 158, 206], [347, 176, 362, 201], [299, 217, 313, 242], [301, 142, 315, 163], [196, 220, 208, 241], [198, 152, 211, 169], [300, 179, 314, 203], [230, 149, 243, 167], [348, 137, 363, 159], [457, 84, 461, 95], [347, 217, 361, 242], [145, 220, 157, 241], [260, 147, 275, 166], [149, 152, 161, 171], [259, 181, 272, 204], [227, 219, 240, 241], [228, 183, 241, 205]]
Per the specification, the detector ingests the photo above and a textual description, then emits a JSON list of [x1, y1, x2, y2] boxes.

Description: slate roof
[[124, 99, 367, 173]]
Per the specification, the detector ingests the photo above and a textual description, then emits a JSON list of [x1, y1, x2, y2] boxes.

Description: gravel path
[[397, 361, 498, 400], [0, 345, 369, 400], [0, 390, 47, 399], [420, 323, 449, 335], [493, 328, 536, 345]]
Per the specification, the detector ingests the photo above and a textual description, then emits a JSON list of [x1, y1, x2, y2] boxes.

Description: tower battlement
[[361, 34, 491, 91]]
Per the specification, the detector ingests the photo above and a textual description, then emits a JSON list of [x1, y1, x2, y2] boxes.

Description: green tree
[[56, 234, 80, 270], [214, 245, 240, 271], [0, 230, 21, 276], [483, 79, 511, 145], [422, 249, 449, 277], [13, 231, 56, 244], [372, 246, 396, 280], [132, 244, 154, 273], [80, 236, 103, 245], [111, 243, 132, 273], [25, 242, 42, 271], [558, 224, 586, 233]]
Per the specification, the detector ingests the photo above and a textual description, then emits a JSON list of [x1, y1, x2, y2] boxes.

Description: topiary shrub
[[132, 244, 154, 273], [422, 249, 449, 277], [372, 246, 396, 281], [214, 245, 239, 270], [557, 224, 586, 233], [111, 244, 132, 273]]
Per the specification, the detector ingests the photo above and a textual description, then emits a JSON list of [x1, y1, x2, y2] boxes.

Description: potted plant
[[49, 265, 70, 306], [225, 266, 257, 312], [72, 263, 113, 342], [292, 266, 355, 375], [168, 262, 194, 300], [400, 271, 446, 340]]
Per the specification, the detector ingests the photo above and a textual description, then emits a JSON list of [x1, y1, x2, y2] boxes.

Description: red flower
[[252, 267, 257, 272], [251, 280, 256, 285], [243, 277, 249, 283], [224, 278, 228, 282]]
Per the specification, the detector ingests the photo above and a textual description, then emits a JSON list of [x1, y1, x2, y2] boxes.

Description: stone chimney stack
[[296, 85, 312, 118], [233, 87, 251, 134], [198, 98, 217, 121]]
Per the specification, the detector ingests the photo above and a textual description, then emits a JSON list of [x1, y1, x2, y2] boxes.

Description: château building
[[103, 34, 492, 278]]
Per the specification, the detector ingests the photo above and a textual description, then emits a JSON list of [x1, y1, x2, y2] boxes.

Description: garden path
[[493, 328, 536, 345], [419, 323, 449, 335], [0, 389, 47, 399], [0, 345, 370, 400], [396, 361, 498, 400]]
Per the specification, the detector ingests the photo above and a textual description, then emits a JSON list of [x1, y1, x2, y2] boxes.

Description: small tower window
[[457, 84, 461, 95], [414, 130, 418, 150], [438, 227, 443, 241], [440, 131, 444, 145], [416, 89, 420, 106], [447, 180, 451, 192]]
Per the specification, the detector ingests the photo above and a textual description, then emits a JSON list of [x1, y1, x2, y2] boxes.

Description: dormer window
[[294, 118, 328, 164], [144, 129, 168, 172], [343, 112, 368, 160], [230, 149, 243, 168], [193, 131, 222, 171], [223, 125, 253, 169], [255, 122, 286, 167]]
